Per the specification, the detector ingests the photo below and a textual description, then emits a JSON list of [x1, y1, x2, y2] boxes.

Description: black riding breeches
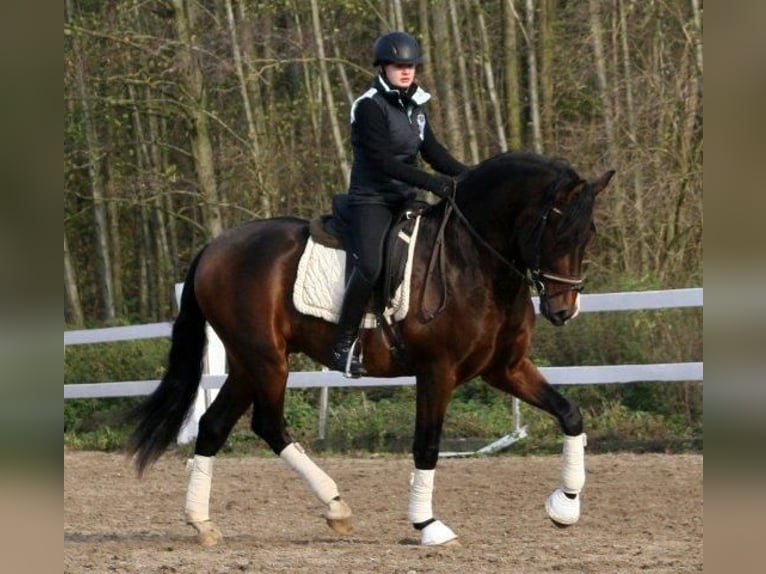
[[348, 203, 397, 285]]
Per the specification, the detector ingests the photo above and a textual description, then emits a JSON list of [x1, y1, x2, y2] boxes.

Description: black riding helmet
[[372, 31, 423, 66]]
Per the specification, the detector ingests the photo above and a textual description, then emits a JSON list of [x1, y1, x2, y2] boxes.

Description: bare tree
[[417, 0, 438, 119], [474, 0, 508, 152], [171, 0, 224, 237], [64, 231, 84, 327], [66, 0, 115, 321], [525, 0, 543, 153], [310, 0, 350, 185], [587, 0, 619, 166], [587, 0, 627, 269], [430, 6, 462, 156], [617, 0, 647, 267], [63, 0, 703, 324], [449, 0, 480, 163], [224, 0, 270, 217], [503, 0, 523, 149], [539, 0, 555, 146]]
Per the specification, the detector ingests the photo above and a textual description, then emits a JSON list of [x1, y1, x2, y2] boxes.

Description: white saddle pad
[[292, 216, 421, 329]]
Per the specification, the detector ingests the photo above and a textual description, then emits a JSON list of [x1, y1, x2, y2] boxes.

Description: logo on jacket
[[417, 113, 426, 140]]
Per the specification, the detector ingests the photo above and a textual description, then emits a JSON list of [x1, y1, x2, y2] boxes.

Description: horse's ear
[[592, 170, 616, 195], [563, 181, 586, 204]]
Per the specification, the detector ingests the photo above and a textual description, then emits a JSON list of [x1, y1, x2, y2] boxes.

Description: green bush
[[65, 339, 169, 445]]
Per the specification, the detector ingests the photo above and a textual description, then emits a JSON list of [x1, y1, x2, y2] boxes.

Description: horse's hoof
[[420, 520, 458, 546], [326, 516, 354, 535], [191, 520, 224, 547], [325, 498, 353, 536], [545, 487, 580, 526]]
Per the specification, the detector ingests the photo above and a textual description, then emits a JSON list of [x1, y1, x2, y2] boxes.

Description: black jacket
[[348, 74, 467, 206]]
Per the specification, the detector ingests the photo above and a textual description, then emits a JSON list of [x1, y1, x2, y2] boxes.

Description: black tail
[[127, 249, 208, 476]]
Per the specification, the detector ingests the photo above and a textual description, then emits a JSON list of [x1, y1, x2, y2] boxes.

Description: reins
[[419, 178, 585, 321], [444, 187, 533, 287], [419, 200, 454, 321]]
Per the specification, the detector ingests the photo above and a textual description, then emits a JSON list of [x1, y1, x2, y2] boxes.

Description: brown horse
[[128, 151, 614, 546]]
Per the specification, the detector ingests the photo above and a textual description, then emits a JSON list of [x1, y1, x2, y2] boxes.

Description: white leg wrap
[[185, 455, 213, 523], [279, 442, 339, 505], [407, 469, 435, 524], [561, 433, 587, 494]]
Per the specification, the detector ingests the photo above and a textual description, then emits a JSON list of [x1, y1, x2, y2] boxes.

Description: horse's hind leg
[[185, 374, 253, 546], [484, 358, 586, 527], [246, 357, 354, 536]]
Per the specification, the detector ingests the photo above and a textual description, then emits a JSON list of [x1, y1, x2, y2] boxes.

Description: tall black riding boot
[[332, 269, 374, 378]]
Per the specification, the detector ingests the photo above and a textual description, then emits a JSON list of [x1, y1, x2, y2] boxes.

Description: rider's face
[[383, 63, 416, 89]]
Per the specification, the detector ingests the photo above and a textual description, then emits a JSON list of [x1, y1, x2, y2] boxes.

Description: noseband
[[530, 269, 584, 298]]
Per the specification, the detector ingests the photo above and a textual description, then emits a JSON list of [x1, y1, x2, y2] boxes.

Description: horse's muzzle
[[539, 292, 580, 326]]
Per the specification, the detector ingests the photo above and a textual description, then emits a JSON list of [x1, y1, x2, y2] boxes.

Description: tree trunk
[[617, 0, 647, 270], [331, 41, 354, 107], [291, 4, 322, 153], [474, 0, 508, 152], [587, 0, 619, 166], [171, 0, 224, 238], [503, 0, 523, 150], [417, 0, 440, 124], [67, 0, 115, 322], [448, 0, 480, 163], [309, 0, 350, 185], [224, 0, 270, 218], [690, 0, 703, 75], [540, 0, 555, 147], [524, 0, 543, 153], [64, 231, 84, 327], [431, 6, 462, 156], [103, 118, 124, 318], [588, 0, 627, 270], [391, 0, 405, 31]]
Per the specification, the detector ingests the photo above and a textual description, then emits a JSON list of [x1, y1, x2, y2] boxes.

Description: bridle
[[444, 189, 586, 300], [419, 180, 587, 321], [528, 207, 585, 299]]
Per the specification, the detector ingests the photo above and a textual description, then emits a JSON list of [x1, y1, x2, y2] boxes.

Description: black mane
[[459, 151, 580, 200], [455, 151, 595, 259]]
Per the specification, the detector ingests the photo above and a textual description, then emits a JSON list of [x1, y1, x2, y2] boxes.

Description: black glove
[[430, 175, 456, 199]]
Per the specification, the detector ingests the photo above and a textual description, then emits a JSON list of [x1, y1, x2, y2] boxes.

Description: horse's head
[[453, 152, 614, 326], [529, 170, 615, 326]]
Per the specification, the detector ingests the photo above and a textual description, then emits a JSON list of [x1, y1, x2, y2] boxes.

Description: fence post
[[318, 385, 329, 440]]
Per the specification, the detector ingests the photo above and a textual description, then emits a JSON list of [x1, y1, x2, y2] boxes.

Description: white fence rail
[[64, 288, 703, 442]]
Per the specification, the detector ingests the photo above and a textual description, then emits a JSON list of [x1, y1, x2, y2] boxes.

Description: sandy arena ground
[[64, 450, 702, 573]]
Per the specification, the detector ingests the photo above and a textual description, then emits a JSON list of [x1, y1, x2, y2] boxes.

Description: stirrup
[[342, 338, 366, 379]]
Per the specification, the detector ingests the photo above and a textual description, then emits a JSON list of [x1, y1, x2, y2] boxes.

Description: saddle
[[308, 193, 427, 322]]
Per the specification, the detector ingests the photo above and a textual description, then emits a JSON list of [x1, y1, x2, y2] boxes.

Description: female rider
[[333, 31, 469, 377]]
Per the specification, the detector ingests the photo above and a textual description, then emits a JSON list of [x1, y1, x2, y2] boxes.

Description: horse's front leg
[[484, 358, 586, 527], [278, 442, 353, 535], [246, 368, 353, 537], [409, 375, 458, 545]]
